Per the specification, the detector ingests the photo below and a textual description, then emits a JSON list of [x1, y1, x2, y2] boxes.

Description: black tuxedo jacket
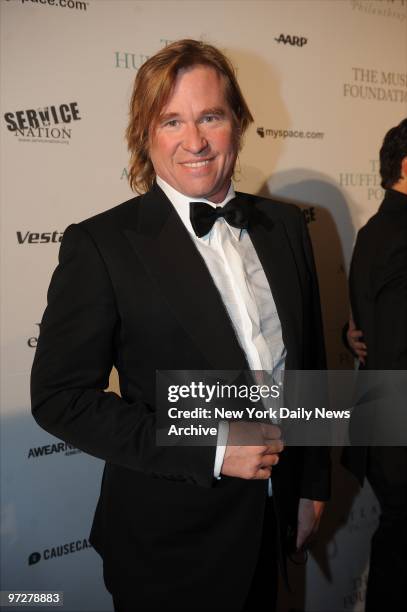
[[31, 184, 330, 611], [342, 189, 407, 483]]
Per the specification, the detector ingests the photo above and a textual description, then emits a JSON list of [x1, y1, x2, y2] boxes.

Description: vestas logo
[[274, 34, 308, 47], [17, 231, 64, 244]]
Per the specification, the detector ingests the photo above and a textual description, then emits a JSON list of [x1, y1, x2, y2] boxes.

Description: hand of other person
[[296, 498, 325, 550], [221, 422, 283, 480], [347, 316, 367, 364]]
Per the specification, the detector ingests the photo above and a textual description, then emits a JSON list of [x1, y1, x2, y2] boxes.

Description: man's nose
[[182, 123, 208, 153]]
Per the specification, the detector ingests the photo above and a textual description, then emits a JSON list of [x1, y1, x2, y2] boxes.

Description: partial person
[[31, 40, 330, 612], [342, 117, 407, 611]]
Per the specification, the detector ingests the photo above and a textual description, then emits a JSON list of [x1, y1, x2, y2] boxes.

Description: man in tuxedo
[[31, 39, 330, 612], [342, 118, 407, 609]]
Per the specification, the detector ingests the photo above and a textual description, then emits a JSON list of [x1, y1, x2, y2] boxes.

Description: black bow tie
[[189, 198, 251, 238]]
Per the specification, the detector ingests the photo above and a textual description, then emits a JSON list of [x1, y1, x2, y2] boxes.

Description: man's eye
[[201, 115, 219, 123], [164, 119, 179, 127]]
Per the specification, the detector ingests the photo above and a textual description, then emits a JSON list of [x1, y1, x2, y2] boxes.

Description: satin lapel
[[248, 203, 303, 370], [123, 186, 247, 371]]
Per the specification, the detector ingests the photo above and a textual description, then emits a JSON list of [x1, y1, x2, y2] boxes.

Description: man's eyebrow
[[199, 107, 227, 116], [158, 107, 227, 123], [159, 112, 180, 123]]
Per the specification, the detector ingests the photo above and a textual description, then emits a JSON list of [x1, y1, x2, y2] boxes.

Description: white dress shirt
[[156, 176, 286, 482]]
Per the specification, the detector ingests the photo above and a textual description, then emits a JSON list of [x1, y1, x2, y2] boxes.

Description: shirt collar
[[156, 176, 241, 241]]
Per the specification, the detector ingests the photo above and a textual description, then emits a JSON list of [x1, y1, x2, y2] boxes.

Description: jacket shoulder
[[77, 194, 145, 234], [237, 191, 302, 224], [357, 207, 407, 246], [237, 191, 301, 215]]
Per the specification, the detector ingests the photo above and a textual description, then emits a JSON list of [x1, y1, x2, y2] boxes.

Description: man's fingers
[[296, 522, 319, 550], [263, 439, 284, 454], [348, 327, 368, 362], [349, 329, 363, 340], [352, 338, 367, 349], [260, 453, 280, 467], [296, 499, 325, 550], [251, 452, 280, 480], [256, 467, 272, 480]]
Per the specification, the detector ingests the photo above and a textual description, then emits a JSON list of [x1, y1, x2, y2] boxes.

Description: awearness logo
[[27, 442, 81, 458], [3, 102, 81, 144]]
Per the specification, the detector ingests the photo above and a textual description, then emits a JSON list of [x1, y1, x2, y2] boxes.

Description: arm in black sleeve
[[30, 223, 215, 487], [372, 241, 407, 369], [299, 212, 331, 501]]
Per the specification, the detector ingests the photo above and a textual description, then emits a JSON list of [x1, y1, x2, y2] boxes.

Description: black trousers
[[109, 498, 278, 612], [241, 498, 278, 612], [365, 446, 407, 612]]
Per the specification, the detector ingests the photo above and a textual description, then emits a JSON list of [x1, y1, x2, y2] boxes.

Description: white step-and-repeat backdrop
[[1, 0, 406, 610]]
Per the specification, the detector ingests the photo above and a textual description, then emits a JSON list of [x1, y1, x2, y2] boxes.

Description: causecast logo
[[28, 538, 92, 565], [3, 102, 81, 144]]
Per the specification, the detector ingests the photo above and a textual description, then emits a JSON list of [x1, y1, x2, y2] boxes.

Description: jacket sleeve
[[30, 223, 216, 487], [298, 212, 331, 501], [372, 240, 407, 369]]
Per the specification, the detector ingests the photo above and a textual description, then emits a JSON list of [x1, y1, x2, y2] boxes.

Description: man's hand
[[296, 498, 325, 550], [347, 316, 367, 364], [221, 422, 283, 480]]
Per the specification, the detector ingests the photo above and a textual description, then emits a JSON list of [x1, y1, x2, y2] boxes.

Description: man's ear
[[401, 156, 407, 180]]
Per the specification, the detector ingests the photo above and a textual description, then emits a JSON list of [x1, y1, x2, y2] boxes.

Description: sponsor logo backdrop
[[1, 0, 406, 610]]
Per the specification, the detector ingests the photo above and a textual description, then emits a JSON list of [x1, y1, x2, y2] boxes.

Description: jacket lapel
[[247, 197, 303, 369], [123, 185, 248, 371]]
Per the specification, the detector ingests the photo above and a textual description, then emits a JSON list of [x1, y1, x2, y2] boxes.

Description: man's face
[[149, 65, 238, 203]]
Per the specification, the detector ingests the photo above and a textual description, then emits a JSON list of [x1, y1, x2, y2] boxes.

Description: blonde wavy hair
[[126, 39, 254, 194]]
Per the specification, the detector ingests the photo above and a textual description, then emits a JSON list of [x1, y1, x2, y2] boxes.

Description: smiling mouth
[[181, 158, 214, 168]]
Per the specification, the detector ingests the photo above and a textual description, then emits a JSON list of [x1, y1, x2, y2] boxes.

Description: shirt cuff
[[214, 421, 229, 479]]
